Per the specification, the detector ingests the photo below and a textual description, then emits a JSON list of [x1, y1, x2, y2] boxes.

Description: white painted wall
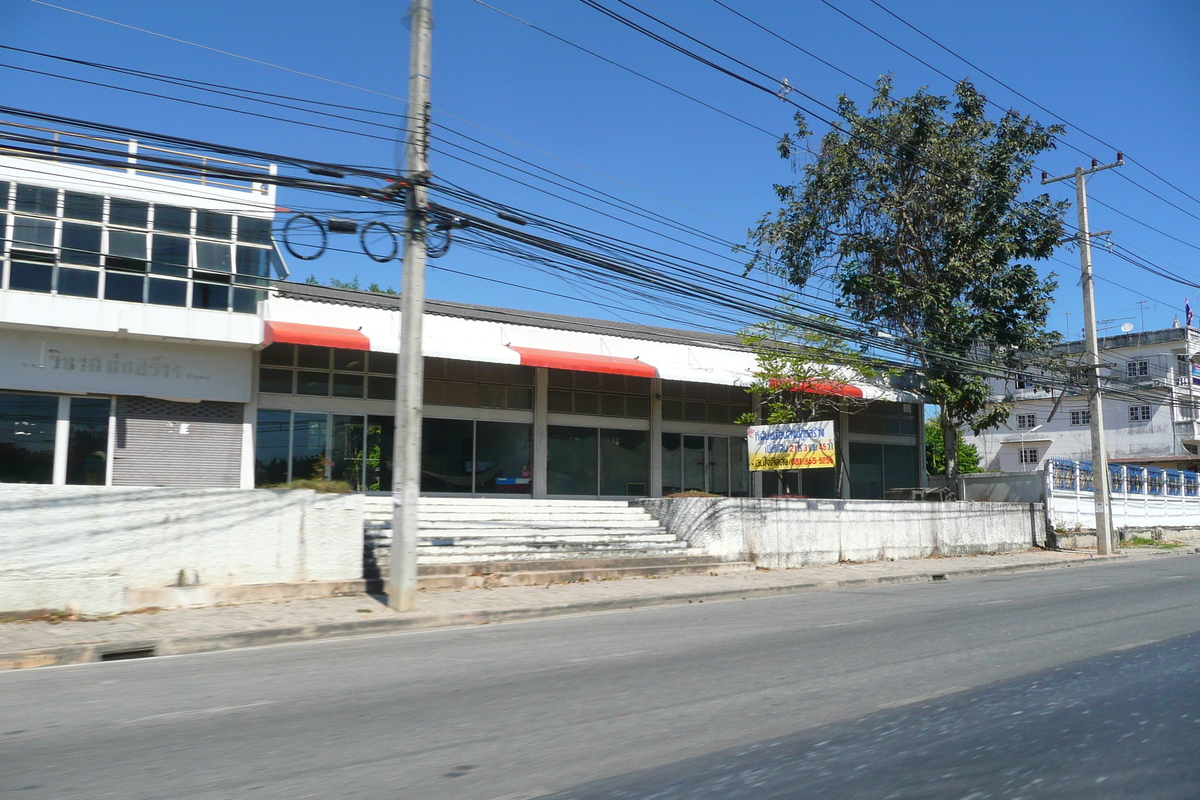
[[0, 486, 363, 615], [0, 328, 253, 402], [639, 497, 1043, 568]]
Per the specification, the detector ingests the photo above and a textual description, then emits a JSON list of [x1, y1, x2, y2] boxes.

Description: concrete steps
[[361, 495, 749, 589]]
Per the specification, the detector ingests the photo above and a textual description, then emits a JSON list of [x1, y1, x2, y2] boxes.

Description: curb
[[0, 550, 1187, 671]]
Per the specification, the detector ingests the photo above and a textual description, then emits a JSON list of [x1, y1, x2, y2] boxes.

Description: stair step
[[418, 554, 743, 575], [416, 560, 753, 590]]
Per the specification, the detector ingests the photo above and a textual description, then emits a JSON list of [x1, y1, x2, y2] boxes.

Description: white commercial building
[[1, 133, 927, 499]]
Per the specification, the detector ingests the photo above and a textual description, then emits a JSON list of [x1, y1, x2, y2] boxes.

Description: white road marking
[[817, 619, 873, 628], [119, 700, 276, 724]]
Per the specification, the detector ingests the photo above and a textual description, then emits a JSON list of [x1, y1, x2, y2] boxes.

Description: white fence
[[1047, 459, 1200, 530]]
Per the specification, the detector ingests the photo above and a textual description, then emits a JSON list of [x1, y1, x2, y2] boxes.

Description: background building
[[965, 327, 1200, 473]]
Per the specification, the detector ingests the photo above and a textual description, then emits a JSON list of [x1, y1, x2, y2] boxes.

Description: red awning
[[264, 321, 370, 351], [768, 378, 865, 399], [508, 346, 657, 378]]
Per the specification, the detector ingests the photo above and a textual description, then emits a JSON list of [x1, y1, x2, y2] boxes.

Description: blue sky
[[4, 0, 1199, 341]]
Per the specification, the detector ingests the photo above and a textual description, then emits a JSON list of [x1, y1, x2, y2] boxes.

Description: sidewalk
[[3, 545, 1195, 670]]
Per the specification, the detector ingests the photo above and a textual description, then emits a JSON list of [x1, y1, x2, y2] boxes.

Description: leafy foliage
[[736, 310, 889, 426], [745, 77, 1067, 479], [305, 274, 397, 294], [924, 418, 982, 475]]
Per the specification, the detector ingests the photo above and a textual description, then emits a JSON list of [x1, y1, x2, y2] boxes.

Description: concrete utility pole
[[1043, 155, 1124, 555], [389, 0, 433, 611]]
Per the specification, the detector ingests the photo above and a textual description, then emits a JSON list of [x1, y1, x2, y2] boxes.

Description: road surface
[[2, 554, 1199, 799]]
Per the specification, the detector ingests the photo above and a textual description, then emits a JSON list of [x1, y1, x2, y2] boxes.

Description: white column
[[240, 353, 260, 489], [649, 377, 663, 497], [532, 367, 548, 498], [104, 396, 116, 486], [52, 395, 70, 485]]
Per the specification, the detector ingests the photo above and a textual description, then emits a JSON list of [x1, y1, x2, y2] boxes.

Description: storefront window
[[66, 397, 110, 485], [291, 413, 328, 482], [547, 369, 650, 418], [599, 429, 649, 496], [548, 425, 598, 496], [421, 418, 531, 494], [0, 392, 58, 484], [848, 442, 918, 498], [255, 409, 290, 485], [661, 432, 751, 497]]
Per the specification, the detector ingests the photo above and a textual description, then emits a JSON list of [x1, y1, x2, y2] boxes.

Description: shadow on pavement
[[538, 631, 1200, 799]]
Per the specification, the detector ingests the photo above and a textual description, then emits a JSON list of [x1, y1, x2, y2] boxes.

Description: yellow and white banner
[[747, 422, 836, 471]]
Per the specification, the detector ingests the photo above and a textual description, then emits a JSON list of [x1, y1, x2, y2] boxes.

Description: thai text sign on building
[[747, 422, 836, 471]]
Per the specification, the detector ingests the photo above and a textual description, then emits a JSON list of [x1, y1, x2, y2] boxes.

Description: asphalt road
[[2, 555, 1199, 800]]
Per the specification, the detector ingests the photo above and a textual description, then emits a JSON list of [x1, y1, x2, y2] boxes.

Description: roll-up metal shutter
[[112, 397, 243, 487]]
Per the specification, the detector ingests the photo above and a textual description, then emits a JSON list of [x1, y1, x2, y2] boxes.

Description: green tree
[[924, 417, 982, 475], [744, 77, 1066, 482]]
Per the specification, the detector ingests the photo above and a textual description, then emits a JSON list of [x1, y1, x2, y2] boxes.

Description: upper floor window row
[[0, 180, 272, 244]]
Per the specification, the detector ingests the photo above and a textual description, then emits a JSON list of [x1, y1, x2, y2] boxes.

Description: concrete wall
[[0, 486, 363, 615], [638, 498, 1044, 569], [958, 472, 1044, 503]]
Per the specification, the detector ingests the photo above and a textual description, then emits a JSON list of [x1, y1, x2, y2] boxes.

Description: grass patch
[[1121, 536, 1185, 549]]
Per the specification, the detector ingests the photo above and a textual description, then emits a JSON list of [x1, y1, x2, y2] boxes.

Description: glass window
[[192, 282, 228, 310], [600, 428, 648, 496], [331, 415, 367, 491], [66, 397, 110, 485], [574, 393, 599, 415], [548, 389, 573, 413], [291, 412, 327, 482], [237, 216, 273, 245], [232, 287, 263, 314], [368, 375, 395, 401], [708, 436, 730, 496], [506, 386, 533, 410], [12, 216, 55, 249], [235, 246, 271, 279], [0, 180, 8, 207], [110, 230, 149, 271], [148, 278, 188, 307], [371, 352, 397, 375], [730, 437, 750, 497], [9, 262, 53, 293], [421, 417, 475, 493], [296, 371, 329, 396], [661, 433, 682, 495], [600, 394, 625, 417], [365, 415, 393, 492], [196, 241, 232, 272], [61, 222, 101, 265], [254, 409, 291, 486], [849, 442, 885, 499], [297, 345, 329, 369], [258, 368, 293, 394], [0, 392, 58, 483], [15, 185, 57, 216], [109, 198, 149, 228], [475, 421, 533, 494], [57, 267, 99, 298], [547, 425, 598, 496], [260, 343, 294, 367], [443, 382, 475, 407], [153, 205, 191, 233], [332, 372, 364, 398], [333, 349, 366, 371], [682, 435, 705, 492], [63, 192, 103, 222], [196, 210, 232, 239], [104, 272, 144, 302], [150, 234, 188, 275]]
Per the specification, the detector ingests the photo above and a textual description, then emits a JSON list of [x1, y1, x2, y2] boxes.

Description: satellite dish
[[1121, 323, 1135, 333]]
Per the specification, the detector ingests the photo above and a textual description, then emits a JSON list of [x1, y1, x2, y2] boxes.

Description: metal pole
[[389, 0, 432, 611], [1043, 155, 1123, 555]]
